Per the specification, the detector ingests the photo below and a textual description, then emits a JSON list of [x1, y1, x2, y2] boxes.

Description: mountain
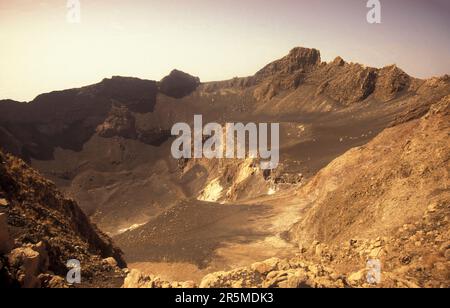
[[1, 47, 449, 287]]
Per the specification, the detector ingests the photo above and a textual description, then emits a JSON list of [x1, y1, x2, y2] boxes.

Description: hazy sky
[[1, 0, 449, 102]]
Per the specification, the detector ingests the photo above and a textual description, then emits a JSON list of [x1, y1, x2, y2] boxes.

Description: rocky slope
[[290, 95, 449, 243], [0, 151, 126, 288], [288, 95, 450, 287]]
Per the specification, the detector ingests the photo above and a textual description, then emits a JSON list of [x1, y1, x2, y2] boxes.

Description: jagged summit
[[330, 56, 345, 67], [0, 46, 448, 162], [255, 47, 321, 78]]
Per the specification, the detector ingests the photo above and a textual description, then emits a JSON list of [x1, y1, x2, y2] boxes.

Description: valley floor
[[123, 189, 306, 282]]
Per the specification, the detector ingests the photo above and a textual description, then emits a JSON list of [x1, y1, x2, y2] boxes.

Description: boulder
[[283, 272, 310, 288], [7, 244, 48, 288], [250, 261, 274, 275], [103, 257, 118, 268], [347, 269, 366, 285], [122, 269, 155, 288], [38, 274, 68, 288], [0, 198, 8, 207], [199, 272, 224, 288]]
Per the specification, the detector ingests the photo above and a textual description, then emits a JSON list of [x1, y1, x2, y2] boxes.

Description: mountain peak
[[159, 69, 200, 99], [255, 47, 321, 78], [287, 47, 321, 63], [331, 56, 346, 66]]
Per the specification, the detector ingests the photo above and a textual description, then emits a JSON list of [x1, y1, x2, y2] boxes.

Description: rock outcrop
[[250, 47, 418, 104], [252, 47, 321, 100], [96, 106, 137, 139], [315, 63, 378, 104], [159, 69, 200, 98], [87, 76, 159, 113], [373, 65, 411, 101], [7, 242, 49, 288], [255, 47, 321, 79]]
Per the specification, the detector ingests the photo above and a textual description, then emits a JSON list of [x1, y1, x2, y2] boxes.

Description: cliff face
[[0, 150, 126, 288]]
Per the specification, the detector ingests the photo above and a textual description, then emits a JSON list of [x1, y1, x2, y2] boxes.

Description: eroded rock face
[[255, 47, 321, 79], [97, 106, 137, 139], [374, 65, 411, 101], [159, 69, 200, 99], [251, 47, 321, 100], [250, 47, 417, 104], [315, 63, 378, 105], [253, 72, 305, 101]]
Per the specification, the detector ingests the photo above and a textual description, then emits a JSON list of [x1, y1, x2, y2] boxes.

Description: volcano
[[1, 47, 449, 287]]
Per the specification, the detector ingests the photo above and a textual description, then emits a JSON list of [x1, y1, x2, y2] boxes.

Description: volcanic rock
[[159, 69, 200, 98], [373, 65, 411, 101], [97, 106, 137, 139], [7, 242, 49, 288], [255, 47, 321, 79]]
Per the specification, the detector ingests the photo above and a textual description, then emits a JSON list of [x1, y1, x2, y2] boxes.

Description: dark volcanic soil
[[115, 199, 272, 268]]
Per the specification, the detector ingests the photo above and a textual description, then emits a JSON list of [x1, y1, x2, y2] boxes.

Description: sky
[[0, 0, 449, 102]]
